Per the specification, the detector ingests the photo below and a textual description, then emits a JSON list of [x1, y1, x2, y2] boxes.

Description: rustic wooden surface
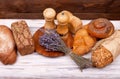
[[0, 19, 120, 79], [0, 0, 120, 19]]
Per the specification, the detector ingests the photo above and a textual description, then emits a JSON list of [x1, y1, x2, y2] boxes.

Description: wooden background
[[0, 0, 120, 19]]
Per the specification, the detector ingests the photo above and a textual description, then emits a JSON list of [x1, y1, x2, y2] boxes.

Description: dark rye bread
[[11, 20, 34, 55]]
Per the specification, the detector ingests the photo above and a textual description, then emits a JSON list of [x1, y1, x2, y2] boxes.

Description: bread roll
[[87, 18, 114, 38], [0, 25, 17, 64]]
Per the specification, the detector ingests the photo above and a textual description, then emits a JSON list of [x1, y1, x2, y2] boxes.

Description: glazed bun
[[87, 18, 114, 38], [0, 25, 17, 64]]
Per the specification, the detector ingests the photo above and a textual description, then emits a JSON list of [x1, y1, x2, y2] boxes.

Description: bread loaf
[[0, 25, 17, 64], [92, 30, 120, 68], [11, 20, 34, 56]]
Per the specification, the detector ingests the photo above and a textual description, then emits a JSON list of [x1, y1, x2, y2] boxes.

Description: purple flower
[[39, 29, 92, 71]]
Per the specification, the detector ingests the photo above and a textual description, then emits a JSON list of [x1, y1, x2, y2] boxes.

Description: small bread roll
[[0, 25, 17, 64], [87, 18, 114, 38]]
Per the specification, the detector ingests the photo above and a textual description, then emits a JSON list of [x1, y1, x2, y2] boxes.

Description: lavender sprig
[[39, 29, 92, 71]]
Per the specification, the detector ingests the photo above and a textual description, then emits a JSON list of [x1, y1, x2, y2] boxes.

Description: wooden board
[[0, 0, 120, 19], [0, 19, 120, 79]]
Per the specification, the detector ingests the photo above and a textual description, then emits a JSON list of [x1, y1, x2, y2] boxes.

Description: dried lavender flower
[[39, 29, 92, 71]]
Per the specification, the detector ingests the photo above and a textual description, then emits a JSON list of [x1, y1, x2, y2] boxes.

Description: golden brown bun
[[0, 25, 17, 64], [33, 27, 65, 57], [87, 18, 114, 38], [73, 28, 96, 55]]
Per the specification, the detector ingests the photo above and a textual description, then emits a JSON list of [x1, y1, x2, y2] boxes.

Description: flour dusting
[[0, 27, 14, 54]]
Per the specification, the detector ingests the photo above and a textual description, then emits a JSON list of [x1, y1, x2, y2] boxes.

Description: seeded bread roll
[[0, 25, 17, 64], [92, 45, 113, 68], [11, 20, 34, 56], [92, 30, 120, 68]]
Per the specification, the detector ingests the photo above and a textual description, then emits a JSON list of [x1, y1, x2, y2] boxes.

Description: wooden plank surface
[[0, 0, 120, 19], [0, 13, 120, 20], [0, 19, 120, 79]]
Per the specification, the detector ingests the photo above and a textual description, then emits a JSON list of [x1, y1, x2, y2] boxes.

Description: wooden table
[[0, 19, 120, 79]]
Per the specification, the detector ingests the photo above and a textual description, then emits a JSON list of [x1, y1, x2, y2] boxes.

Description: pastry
[[92, 30, 120, 68], [73, 28, 96, 55], [11, 20, 34, 56], [0, 25, 17, 64], [87, 18, 114, 38]]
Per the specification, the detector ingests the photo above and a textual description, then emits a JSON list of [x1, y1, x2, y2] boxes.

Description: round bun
[[87, 18, 114, 38], [0, 25, 17, 64]]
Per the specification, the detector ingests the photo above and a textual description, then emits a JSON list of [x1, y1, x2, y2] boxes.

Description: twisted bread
[[87, 18, 114, 38]]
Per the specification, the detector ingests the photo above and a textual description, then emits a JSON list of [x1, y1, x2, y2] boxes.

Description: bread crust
[[11, 20, 34, 56], [0, 25, 17, 64], [92, 46, 113, 68]]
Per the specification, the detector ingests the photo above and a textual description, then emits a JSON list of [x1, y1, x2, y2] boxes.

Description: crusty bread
[[92, 45, 113, 68], [0, 25, 17, 64], [11, 20, 34, 56]]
